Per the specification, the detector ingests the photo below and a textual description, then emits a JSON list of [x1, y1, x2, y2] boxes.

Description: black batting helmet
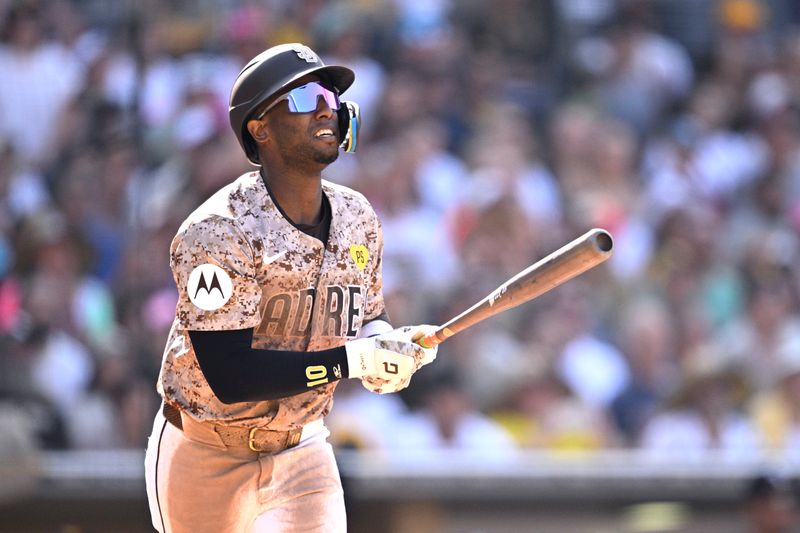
[[229, 43, 355, 165]]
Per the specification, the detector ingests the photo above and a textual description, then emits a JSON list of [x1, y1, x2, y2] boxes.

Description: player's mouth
[[313, 128, 336, 142]]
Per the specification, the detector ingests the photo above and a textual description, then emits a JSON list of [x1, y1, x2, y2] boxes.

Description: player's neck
[[261, 168, 323, 226]]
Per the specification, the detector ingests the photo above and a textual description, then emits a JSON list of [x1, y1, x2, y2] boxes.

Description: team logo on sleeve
[[349, 244, 369, 271], [187, 264, 233, 311]]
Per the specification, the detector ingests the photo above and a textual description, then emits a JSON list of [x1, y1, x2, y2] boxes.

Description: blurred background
[[1, 0, 800, 531]]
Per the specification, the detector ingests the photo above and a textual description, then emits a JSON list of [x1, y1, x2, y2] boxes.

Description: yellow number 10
[[306, 365, 329, 387]]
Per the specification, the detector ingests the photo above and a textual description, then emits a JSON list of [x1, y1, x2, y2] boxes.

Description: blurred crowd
[[1, 0, 800, 471]]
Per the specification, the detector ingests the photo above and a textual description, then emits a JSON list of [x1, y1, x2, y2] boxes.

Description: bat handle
[[415, 328, 447, 349]]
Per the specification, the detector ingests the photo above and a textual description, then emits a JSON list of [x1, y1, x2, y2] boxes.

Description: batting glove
[[344, 335, 419, 383], [361, 373, 411, 394], [404, 324, 439, 367], [352, 324, 439, 395]]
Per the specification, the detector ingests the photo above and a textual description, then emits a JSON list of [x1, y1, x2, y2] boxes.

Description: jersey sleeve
[[363, 214, 386, 322], [170, 216, 262, 331]]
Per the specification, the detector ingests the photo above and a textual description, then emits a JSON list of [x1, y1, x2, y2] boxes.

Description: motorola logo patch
[[187, 264, 233, 311]]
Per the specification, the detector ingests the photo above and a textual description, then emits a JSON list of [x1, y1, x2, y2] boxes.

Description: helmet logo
[[292, 45, 319, 63]]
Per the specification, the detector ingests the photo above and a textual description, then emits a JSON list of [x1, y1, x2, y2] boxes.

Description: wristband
[[345, 337, 376, 379], [357, 319, 393, 339]]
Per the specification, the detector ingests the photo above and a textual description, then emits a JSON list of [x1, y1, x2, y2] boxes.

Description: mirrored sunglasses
[[256, 82, 340, 119]]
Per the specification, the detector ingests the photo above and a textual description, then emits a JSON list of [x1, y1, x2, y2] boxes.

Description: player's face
[[260, 75, 341, 168]]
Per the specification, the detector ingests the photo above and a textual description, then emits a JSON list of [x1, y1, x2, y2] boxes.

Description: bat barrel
[[417, 228, 614, 348], [592, 229, 614, 253]]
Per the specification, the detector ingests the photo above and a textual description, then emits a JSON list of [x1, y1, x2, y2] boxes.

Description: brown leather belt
[[163, 403, 304, 454]]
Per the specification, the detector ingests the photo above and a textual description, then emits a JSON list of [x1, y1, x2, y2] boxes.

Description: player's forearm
[[189, 328, 350, 403]]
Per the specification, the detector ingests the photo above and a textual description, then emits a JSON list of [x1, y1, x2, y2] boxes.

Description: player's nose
[[313, 96, 335, 119]]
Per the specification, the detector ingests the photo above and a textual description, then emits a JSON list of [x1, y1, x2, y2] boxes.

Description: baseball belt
[[163, 403, 307, 454]]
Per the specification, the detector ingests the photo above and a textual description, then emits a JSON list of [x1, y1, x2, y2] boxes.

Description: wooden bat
[[417, 228, 614, 348]]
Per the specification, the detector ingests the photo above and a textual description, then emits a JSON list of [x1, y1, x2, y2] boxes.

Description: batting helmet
[[229, 43, 355, 165]]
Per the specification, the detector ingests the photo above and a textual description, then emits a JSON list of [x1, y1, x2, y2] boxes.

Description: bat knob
[[416, 334, 438, 349]]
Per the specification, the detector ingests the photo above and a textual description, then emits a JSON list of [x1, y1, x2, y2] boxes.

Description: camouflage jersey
[[157, 171, 385, 430]]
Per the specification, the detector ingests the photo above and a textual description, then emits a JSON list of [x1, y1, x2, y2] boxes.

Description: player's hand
[[404, 324, 439, 367], [360, 374, 410, 394], [344, 334, 419, 382], [346, 325, 439, 394], [383, 324, 439, 364]]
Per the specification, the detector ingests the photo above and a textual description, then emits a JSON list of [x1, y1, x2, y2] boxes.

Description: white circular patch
[[187, 264, 233, 311]]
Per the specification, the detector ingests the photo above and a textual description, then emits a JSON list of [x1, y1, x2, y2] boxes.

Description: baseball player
[[144, 43, 438, 533]]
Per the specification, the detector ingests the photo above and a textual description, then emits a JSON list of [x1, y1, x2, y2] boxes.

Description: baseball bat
[[417, 228, 614, 349]]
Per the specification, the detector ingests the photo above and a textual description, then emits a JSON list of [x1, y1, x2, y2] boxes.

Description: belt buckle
[[248, 427, 301, 453], [248, 427, 273, 452]]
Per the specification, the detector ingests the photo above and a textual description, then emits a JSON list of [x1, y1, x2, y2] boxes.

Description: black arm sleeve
[[188, 329, 350, 404]]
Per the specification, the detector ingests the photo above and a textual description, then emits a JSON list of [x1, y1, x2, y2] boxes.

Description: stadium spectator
[[610, 296, 679, 446], [639, 343, 761, 461], [491, 356, 615, 450], [749, 331, 800, 461], [0, 2, 83, 168], [388, 368, 518, 463]]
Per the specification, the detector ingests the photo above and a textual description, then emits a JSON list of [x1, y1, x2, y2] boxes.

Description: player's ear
[[247, 118, 269, 144]]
